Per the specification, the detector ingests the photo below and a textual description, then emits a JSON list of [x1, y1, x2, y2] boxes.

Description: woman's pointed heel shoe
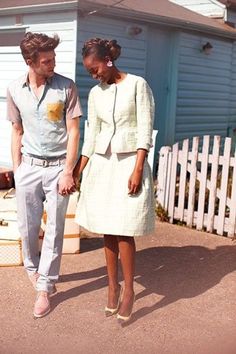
[[117, 294, 135, 323], [105, 285, 123, 317]]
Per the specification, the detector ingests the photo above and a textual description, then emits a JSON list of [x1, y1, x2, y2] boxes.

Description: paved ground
[[1, 221, 236, 354]]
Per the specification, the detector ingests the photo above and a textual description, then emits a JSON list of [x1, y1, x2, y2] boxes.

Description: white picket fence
[[156, 135, 236, 237]]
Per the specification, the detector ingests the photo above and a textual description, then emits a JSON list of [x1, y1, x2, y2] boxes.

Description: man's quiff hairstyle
[[20, 32, 60, 63]]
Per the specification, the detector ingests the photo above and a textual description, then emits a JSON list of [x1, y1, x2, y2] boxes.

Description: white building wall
[[23, 11, 77, 79], [0, 10, 77, 166], [0, 36, 26, 167], [170, 0, 226, 18]]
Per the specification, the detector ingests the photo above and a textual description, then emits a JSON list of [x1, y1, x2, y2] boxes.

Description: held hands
[[58, 172, 76, 196], [128, 168, 143, 195], [58, 158, 84, 196]]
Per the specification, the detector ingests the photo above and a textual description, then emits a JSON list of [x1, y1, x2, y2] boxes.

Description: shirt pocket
[[47, 101, 64, 122]]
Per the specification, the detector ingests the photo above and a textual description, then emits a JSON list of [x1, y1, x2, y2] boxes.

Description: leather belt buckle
[[42, 160, 49, 167]]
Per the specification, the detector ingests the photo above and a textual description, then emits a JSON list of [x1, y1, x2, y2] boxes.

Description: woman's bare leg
[[104, 235, 120, 309], [117, 236, 136, 317]]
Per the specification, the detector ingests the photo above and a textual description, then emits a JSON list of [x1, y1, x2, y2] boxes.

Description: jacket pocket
[[111, 130, 138, 152]]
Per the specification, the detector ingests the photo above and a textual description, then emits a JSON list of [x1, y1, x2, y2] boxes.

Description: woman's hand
[[73, 162, 81, 190], [128, 168, 143, 195], [128, 149, 147, 195], [72, 155, 89, 191]]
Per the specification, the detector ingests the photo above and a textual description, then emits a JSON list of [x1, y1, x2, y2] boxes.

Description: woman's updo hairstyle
[[82, 38, 121, 62]]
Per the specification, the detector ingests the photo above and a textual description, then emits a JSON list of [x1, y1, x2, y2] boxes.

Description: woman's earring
[[107, 60, 113, 67]]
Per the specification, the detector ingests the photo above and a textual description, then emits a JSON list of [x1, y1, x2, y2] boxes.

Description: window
[[0, 30, 25, 46]]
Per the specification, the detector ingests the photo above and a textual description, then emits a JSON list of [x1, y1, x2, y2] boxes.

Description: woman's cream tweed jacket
[[82, 73, 155, 158]]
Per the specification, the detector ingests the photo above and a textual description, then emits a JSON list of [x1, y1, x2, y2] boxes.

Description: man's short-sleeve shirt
[[7, 72, 82, 158]]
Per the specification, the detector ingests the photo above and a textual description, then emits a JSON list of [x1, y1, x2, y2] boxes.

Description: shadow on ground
[[53, 243, 236, 324], [79, 237, 104, 253]]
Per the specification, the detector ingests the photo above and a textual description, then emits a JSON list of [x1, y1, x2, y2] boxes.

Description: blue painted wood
[[165, 32, 180, 147], [228, 9, 236, 27], [145, 26, 172, 154], [175, 32, 233, 143]]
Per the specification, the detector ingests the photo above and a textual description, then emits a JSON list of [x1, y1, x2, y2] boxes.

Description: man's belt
[[22, 155, 66, 167]]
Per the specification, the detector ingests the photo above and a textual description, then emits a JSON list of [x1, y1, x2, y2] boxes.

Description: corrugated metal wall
[[0, 11, 77, 166], [175, 32, 233, 144]]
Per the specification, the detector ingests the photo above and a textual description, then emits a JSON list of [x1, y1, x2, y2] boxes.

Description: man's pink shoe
[[33, 291, 51, 318]]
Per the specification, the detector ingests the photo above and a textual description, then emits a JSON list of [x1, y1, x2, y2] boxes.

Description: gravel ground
[[1, 221, 236, 354]]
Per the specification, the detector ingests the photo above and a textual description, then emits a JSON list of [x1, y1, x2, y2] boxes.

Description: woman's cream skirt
[[75, 151, 156, 236]]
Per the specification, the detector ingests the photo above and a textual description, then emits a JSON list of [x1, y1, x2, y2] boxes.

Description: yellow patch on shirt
[[47, 102, 64, 122]]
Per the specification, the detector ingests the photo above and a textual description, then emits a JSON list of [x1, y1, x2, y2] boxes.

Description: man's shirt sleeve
[[6, 88, 21, 123], [65, 81, 83, 120]]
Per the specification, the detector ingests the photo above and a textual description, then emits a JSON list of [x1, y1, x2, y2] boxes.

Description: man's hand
[[58, 172, 76, 196]]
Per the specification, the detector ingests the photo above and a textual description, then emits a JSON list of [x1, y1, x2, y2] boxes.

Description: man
[[7, 32, 82, 318]]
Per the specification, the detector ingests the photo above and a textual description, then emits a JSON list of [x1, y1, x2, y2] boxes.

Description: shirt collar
[[21, 73, 54, 88]]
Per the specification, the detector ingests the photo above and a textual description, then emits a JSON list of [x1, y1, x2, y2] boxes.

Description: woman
[[74, 38, 156, 323]]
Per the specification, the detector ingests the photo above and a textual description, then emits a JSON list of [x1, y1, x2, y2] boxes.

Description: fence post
[[168, 142, 179, 223], [196, 135, 210, 230], [228, 146, 236, 237], [217, 137, 231, 235], [207, 136, 220, 233], [156, 146, 171, 208], [178, 139, 189, 222], [187, 137, 199, 227]]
